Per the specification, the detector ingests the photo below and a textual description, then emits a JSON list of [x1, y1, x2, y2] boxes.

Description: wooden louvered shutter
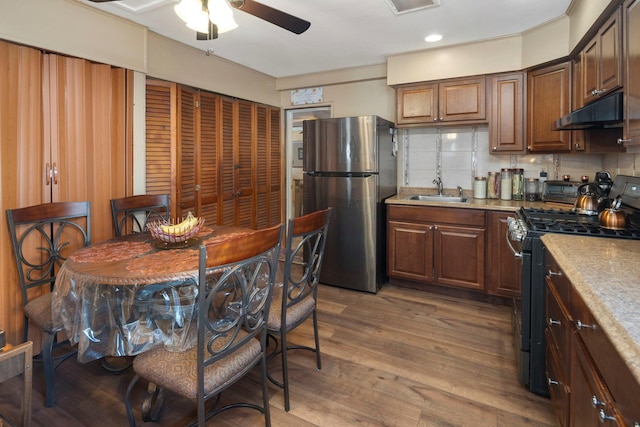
[[256, 105, 269, 229], [219, 96, 235, 226], [145, 80, 176, 216], [199, 91, 218, 224], [236, 100, 254, 228], [177, 86, 197, 218], [269, 107, 282, 226]]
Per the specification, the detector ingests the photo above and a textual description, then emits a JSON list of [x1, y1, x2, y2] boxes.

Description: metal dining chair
[[6, 201, 91, 407], [266, 207, 331, 412], [110, 194, 170, 236], [124, 224, 283, 427]]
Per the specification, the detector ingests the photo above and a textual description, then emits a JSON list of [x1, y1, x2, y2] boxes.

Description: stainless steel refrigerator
[[302, 115, 397, 293]]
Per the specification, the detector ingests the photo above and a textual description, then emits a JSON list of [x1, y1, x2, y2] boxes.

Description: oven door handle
[[505, 226, 523, 259]]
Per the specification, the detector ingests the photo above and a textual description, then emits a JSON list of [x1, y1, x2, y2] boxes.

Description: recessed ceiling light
[[424, 34, 443, 42]]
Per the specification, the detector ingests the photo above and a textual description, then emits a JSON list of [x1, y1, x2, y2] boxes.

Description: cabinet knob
[[493, 146, 497, 151], [617, 138, 631, 145], [574, 143, 581, 149], [577, 319, 597, 330], [599, 409, 616, 423], [433, 118, 438, 122], [547, 378, 559, 386], [547, 269, 563, 277], [591, 395, 605, 408], [548, 317, 561, 326]]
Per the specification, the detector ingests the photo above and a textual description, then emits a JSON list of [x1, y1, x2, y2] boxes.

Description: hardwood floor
[[0, 284, 556, 426]]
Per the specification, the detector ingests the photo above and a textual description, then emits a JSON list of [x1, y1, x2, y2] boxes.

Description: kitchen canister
[[487, 172, 500, 199], [525, 178, 540, 201], [473, 176, 487, 199], [500, 168, 512, 200], [512, 168, 524, 200]]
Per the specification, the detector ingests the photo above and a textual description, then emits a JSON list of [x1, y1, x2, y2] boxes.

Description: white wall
[[0, 0, 147, 72], [279, 78, 396, 123]]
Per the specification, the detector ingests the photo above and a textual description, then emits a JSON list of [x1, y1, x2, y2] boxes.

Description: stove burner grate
[[520, 208, 640, 240]]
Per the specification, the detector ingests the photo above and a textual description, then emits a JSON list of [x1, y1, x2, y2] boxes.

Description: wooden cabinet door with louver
[[145, 78, 282, 229]]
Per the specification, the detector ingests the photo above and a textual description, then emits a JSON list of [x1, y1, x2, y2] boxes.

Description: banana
[[161, 212, 198, 235]]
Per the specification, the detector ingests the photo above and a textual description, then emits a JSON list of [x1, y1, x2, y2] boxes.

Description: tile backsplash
[[400, 126, 639, 190]]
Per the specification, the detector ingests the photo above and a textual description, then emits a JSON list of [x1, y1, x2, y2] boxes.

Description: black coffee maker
[[594, 171, 613, 198]]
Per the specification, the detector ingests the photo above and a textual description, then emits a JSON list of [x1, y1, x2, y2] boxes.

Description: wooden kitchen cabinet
[[568, 57, 625, 154], [486, 211, 522, 298], [545, 250, 640, 427], [580, 6, 622, 105], [571, 58, 587, 152], [489, 72, 525, 154], [527, 62, 572, 152], [145, 79, 282, 229], [387, 220, 433, 282], [387, 205, 485, 292], [622, 0, 640, 147], [0, 40, 132, 346], [396, 77, 486, 126]]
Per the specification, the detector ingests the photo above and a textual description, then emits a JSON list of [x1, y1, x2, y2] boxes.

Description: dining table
[[52, 225, 254, 363]]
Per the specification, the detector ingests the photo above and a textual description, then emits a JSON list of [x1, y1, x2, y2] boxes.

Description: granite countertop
[[541, 233, 640, 385], [386, 187, 551, 212]]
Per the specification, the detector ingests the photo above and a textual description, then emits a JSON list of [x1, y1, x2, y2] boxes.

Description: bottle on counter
[[500, 168, 512, 200], [473, 176, 487, 199], [512, 168, 524, 200], [487, 171, 500, 199]]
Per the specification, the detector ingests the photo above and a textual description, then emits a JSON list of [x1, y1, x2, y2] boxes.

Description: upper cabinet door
[[396, 83, 438, 125], [527, 62, 572, 153], [438, 77, 486, 122], [581, 6, 622, 105], [489, 72, 525, 154], [623, 0, 640, 147]]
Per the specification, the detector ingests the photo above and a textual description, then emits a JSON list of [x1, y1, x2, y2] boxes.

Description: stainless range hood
[[553, 92, 623, 130]]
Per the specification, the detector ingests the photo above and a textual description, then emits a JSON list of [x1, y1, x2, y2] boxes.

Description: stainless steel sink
[[405, 194, 469, 203]]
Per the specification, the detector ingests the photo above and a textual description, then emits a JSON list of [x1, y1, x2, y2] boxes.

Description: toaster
[[542, 180, 581, 204]]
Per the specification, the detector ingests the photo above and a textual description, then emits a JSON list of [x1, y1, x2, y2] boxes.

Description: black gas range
[[506, 175, 640, 396]]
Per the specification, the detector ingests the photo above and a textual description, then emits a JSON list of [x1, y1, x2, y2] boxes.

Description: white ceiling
[[79, 0, 573, 78]]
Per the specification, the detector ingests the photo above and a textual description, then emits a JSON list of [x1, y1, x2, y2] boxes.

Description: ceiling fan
[[87, 0, 311, 37]]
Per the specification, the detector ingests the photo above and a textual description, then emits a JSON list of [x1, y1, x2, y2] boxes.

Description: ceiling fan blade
[[229, 0, 310, 35]]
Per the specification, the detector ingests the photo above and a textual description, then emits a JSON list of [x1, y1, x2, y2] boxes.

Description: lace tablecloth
[[52, 226, 252, 362]]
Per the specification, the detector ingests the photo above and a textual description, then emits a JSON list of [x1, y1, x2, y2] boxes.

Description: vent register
[[385, 0, 440, 15]]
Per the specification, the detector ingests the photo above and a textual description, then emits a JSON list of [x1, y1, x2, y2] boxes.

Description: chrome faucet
[[433, 177, 444, 195]]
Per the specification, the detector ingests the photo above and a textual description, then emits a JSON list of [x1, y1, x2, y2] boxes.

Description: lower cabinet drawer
[[546, 281, 572, 376], [545, 329, 570, 427]]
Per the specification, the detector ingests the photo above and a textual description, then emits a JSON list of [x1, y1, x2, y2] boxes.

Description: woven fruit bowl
[[147, 216, 205, 243]]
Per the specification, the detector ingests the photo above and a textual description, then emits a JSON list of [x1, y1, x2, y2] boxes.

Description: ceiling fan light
[[185, 9, 211, 33], [174, 0, 204, 24], [208, 0, 238, 33]]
